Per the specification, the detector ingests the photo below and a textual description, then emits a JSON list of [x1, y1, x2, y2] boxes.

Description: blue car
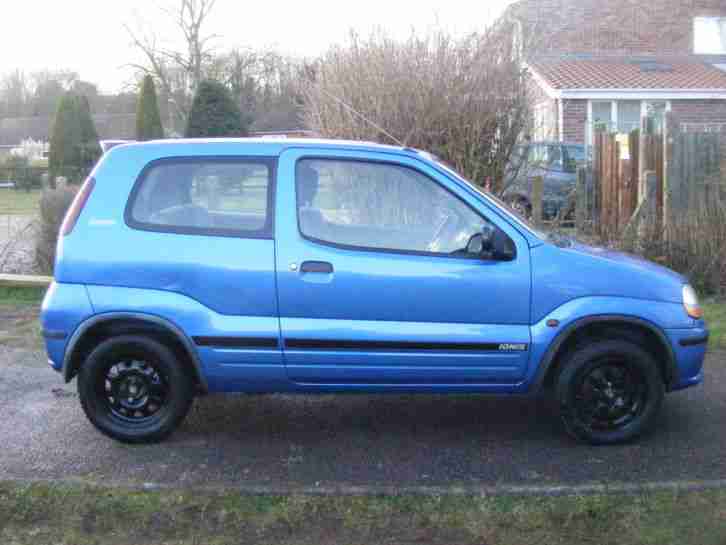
[[41, 139, 708, 445]]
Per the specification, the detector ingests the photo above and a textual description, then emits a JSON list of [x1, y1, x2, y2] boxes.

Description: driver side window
[[295, 158, 496, 256]]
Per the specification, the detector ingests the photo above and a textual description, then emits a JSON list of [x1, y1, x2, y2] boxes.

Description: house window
[[587, 100, 671, 148], [592, 102, 614, 132], [694, 17, 726, 54], [617, 101, 641, 134]]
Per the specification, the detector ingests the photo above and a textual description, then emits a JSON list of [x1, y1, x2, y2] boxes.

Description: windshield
[[419, 151, 548, 241]]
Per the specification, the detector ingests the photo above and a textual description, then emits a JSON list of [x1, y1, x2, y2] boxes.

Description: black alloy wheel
[[572, 358, 647, 432], [556, 340, 664, 445], [78, 335, 194, 443], [102, 359, 169, 423]]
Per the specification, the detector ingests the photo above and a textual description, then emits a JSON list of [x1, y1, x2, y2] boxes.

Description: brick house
[[500, 0, 726, 146]]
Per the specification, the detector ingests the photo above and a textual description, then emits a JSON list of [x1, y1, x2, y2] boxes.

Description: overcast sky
[[3, 0, 515, 93]]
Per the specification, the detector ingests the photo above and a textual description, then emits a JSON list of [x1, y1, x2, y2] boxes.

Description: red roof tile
[[529, 55, 726, 90]]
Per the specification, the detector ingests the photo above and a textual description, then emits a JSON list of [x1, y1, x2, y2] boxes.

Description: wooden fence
[[582, 118, 723, 237], [591, 131, 645, 234], [666, 126, 722, 218]]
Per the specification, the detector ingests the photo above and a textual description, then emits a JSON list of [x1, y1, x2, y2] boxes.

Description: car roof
[[112, 137, 411, 156]]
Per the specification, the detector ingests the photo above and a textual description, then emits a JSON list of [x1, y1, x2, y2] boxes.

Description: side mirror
[[491, 229, 516, 261], [466, 232, 485, 255], [466, 226, 516, 261]]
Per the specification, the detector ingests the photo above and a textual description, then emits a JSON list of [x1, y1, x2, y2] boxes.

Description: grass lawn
[[1, 482, 725, 545], [0, 188, 41, 215], [0, 286, 46, 305], [0, 287, 46, 350], [704, 301, 726, 350]]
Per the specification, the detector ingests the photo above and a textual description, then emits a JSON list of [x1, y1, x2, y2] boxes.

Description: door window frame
[[293, 156, 516, 261], [124, 155, 278, 239]]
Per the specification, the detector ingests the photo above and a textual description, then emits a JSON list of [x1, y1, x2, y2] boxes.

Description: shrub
[[185, 80, 246, 138], [617, 204, 726, 296], [136, 75, 164, 141], [49, 93, 101, 187], [17, 168, 43, 192], [301, 28, 529, 188], [35, 186, 78, 274], [2, 155, 41, 192], [77, 95, 101, 174]]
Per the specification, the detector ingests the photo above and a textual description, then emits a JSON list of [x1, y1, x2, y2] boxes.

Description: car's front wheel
[[78, 335, 194, 443], [556, 340, 664, 445]]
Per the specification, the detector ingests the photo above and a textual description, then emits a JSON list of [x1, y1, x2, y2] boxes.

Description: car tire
[[78, 335, 195, 444], [556, 340, 664, 445]]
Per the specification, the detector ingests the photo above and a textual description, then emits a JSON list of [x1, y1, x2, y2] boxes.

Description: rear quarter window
[[125, 157, 275, 238]]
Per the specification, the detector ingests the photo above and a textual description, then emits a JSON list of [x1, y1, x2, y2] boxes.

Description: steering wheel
[[428, 212, 461, 253]]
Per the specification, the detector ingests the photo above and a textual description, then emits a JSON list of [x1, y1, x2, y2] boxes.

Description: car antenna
[[318, 88, 406, 148]]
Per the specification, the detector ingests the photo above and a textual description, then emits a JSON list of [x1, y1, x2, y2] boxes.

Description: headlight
[[683, 284, 703, 319]]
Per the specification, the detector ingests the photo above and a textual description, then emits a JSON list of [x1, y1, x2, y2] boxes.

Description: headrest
[[296, 163, 320, 206]]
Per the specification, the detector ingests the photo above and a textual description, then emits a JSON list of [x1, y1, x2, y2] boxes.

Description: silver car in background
[[503, 141, 588, 220]]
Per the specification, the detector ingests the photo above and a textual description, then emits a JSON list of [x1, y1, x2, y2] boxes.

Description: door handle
[[300, 261, 334, 274]]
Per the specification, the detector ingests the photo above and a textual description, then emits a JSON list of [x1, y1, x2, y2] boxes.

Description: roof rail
[[100, 140, 135, 153]]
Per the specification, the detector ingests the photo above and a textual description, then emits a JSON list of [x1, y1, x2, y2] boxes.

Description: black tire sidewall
[[78, 335, 194, 444], [556, 340, 665, 445]]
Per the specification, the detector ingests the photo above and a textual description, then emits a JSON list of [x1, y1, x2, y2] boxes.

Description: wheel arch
[[62, 312, 208, 393], [532, 315, 677, 394]]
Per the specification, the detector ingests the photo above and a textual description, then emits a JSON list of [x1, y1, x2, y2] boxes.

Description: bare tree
[[0, 70, 30, 118], [126, 0, 219, 133], [219, 49, 303, 130], [301, 25, 531, 192], [164, 0, 218, 92], [0, 69, 89, 118]]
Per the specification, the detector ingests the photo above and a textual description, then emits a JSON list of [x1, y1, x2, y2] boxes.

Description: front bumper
[[666, 326, 709, 391]]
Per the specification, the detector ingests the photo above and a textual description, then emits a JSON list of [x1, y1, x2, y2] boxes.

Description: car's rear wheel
[[78, 335, 194, 444], [556, 340, 664, 445]]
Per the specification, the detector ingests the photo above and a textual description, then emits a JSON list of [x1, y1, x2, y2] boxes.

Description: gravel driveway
[[0, 214, 36, 273], [0, 345, 723, 491]]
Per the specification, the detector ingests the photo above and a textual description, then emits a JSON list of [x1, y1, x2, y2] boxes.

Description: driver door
[[275, 148, 532, 387]]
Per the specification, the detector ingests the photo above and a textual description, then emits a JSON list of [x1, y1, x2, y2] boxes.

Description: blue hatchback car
[[41, 139, 708, 445]]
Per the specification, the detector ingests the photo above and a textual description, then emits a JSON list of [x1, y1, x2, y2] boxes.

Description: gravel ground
[[0, 345, 723, 491], [0, 214, 37, 274]]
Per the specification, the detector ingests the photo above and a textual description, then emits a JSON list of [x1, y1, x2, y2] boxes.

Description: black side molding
[[679, 333, 709, 347], [284, 339, 528, 352], [193, 336, 279, 349]]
